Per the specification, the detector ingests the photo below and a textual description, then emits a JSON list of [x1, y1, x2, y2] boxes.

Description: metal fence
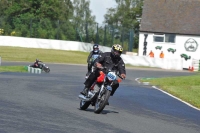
[[0, 17, 136, 51]]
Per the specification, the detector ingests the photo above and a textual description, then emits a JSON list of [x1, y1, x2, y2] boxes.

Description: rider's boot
[[80, 87, 89, 96]]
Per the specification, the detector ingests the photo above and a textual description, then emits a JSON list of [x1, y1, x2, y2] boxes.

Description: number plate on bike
[[107, 72, 116, 81], [91, 55, 99, 61]]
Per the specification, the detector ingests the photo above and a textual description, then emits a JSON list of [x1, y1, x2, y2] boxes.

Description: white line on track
[[135, 78, 200, 111]]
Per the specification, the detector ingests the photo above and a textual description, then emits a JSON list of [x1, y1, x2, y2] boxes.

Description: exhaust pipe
[[78, 94, 90, 101]]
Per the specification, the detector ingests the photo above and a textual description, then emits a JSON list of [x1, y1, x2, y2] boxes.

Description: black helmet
[[93, 44, 99, 53], [111, 44, 123, 58]]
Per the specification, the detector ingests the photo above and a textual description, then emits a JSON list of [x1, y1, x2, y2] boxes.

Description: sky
[[89, 0, 117, 24]]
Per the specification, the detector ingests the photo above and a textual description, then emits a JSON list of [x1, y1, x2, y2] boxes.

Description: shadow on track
[[78, 108, 119, 114]]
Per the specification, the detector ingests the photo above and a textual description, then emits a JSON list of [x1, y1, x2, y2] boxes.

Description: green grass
[[0, 46, 88, 64], [0, 46, 147, 68], [141, 74, 200, 109], [0, 66, 27, 72]]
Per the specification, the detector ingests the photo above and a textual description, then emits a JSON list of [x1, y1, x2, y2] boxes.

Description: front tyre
[[94, 90, 111, 114], [43, 67, 50, 73], [80, 100, 91, 110]]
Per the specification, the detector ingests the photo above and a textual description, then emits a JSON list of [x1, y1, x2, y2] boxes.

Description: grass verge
[[0, 46, 88, 64], [141, 74, 200, 109], [0, 66, 27, 72], [0, 46, 155, 69]]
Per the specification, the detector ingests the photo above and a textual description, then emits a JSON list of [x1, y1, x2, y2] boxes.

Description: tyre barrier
[[27, 66, 42, 74], [189, 59, 200, 71]]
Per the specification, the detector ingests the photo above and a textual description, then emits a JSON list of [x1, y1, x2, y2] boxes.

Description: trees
[[0, 0, 97, 41], [0, 0, 144, 48], [104, 0, 143, 50], [0, 0, 74, 39], [72, 0, 96, 43]]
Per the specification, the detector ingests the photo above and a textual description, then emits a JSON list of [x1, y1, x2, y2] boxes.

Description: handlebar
[[117, 74, 124, 80], [98, 66, 125, 80]]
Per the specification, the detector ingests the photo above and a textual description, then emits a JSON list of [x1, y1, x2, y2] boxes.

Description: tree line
[[0, 0, 143, 51]]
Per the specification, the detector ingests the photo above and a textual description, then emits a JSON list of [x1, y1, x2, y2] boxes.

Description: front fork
[[98, 84, 112, 99]]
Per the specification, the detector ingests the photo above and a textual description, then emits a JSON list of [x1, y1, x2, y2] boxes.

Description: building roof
[[140, 0, 200, 35]]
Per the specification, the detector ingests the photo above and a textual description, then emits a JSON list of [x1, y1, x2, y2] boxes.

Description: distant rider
[[86, 44, 103, 78], [33, 59, 42, 68]]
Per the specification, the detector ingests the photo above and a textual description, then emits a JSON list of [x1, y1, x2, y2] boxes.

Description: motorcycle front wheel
[[43, 67, 50, 73], [94, 90, 111, 114], [80, 100, 91, 110]]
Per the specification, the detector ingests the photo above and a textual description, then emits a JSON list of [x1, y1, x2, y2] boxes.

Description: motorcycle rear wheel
[[94, 90, 111, 114]]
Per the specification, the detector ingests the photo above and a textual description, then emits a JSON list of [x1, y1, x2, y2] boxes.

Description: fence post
[[30, 19, 32, 37], [76, 28, 83, 42], [103, 25, 107, 46], [111, 26, 114, 45], [128, 29, 134, 52], [95, 23, 99, 44], [121, 28, 124, 48], [57, 20, 60, 40], [85, 23, 89, 43]]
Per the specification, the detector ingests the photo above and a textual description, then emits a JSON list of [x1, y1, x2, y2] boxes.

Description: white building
[[139, 0, 200, 69]]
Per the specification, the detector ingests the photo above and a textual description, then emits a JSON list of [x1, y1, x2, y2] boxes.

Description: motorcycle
[[29, 61, 50, 73], [85, 54, 100, 79], [79, 67, 123, 114]]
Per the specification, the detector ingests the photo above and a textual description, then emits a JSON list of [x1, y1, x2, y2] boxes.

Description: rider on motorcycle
[[80, 44, 126, 97], [33, 59, 42, 68], [86, 44, 103, 78]]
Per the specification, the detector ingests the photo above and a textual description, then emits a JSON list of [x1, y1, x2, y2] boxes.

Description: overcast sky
[[89, 0, 117, 24]]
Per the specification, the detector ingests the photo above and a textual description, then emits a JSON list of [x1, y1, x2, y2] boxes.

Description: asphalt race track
[[0, 62, 200, 133]]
